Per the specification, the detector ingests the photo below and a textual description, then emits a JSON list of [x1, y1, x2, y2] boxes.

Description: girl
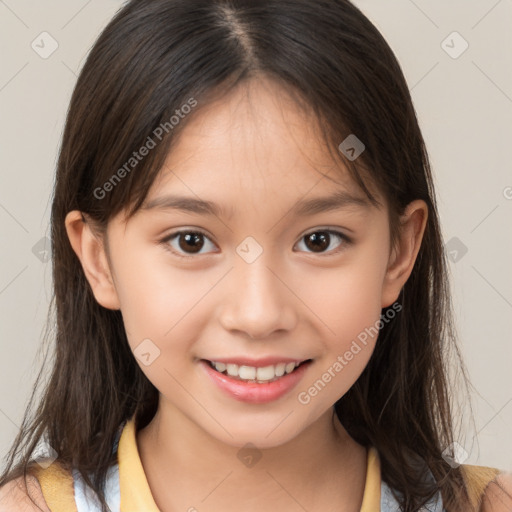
[[1, 0, 511, 511]]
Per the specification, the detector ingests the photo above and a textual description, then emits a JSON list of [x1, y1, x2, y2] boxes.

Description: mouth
[[201, 358, 313, 384], [200, 357, 313, 404]]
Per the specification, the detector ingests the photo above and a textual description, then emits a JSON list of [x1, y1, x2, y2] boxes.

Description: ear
[[381, 199, 428, 308], [64, 210, 120, 310]]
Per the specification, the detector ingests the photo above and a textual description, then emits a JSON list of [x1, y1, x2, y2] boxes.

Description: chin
[[205, 419, 305, 450]]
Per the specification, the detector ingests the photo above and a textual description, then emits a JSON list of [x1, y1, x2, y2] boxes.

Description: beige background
[[1, 0, 511, 473]]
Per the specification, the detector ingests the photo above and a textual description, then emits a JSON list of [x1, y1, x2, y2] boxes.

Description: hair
[[0, 1, 498, 511]]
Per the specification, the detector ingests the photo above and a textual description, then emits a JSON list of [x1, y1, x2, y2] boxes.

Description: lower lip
[[200, 360, 312, 404]]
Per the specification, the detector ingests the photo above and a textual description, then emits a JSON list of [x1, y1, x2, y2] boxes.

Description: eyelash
[[160, 228, 352, 259]]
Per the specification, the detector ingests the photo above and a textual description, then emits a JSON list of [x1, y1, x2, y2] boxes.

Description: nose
[[218, 252, 298, 339]]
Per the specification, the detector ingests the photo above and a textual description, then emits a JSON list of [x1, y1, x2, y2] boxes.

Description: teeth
[[211, 360, 303, 382], [239, 366, 256, 380], [214, 362, 226, 372], [226, 363, 238, 377], [275, 363, 286, 377], [284, 362, 296, 374]]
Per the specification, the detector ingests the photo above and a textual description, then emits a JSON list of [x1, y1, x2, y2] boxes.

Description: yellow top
[[33, 416, 382, 511], [31, 416, 502, 511]]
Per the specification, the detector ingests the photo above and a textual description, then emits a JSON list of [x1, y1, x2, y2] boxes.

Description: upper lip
[[202, 357, 312, 368]]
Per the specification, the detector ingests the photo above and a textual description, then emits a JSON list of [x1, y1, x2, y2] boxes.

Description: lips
[[199, 358, 313, 404]]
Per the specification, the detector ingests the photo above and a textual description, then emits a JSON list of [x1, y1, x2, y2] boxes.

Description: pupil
[[179, 233, 203, 253], [306, 232, 329, 252]]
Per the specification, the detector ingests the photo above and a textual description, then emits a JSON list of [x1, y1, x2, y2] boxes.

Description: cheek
[[305, 259, 386, 340], [296, 251, 387, 392], [294, 267, 385, 414], [111, 248, 199, 346]]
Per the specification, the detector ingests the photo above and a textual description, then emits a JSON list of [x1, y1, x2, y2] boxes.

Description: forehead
[[163, 77, 336, 172], [140, 77, 381, 220]]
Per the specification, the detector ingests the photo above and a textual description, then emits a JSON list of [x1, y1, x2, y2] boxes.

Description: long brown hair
[[0, 1, 486, 510]]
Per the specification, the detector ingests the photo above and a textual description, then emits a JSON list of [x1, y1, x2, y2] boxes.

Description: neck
[[136, 402, 367, 512]]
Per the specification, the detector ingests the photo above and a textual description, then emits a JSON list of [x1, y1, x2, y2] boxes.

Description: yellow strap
[[360, 446, 381, 511], [118, 417, 160, 511], [461, 463, 500, 509], [32, 461, 78, 512], [359, 452, 500, 510]]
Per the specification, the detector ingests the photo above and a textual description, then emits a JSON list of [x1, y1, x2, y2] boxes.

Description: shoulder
[[480, 471, 512, 512], [0, 474, 51, 512]]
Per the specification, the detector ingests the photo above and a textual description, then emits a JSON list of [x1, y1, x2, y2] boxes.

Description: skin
[[65, 76, 428, 512], [481, 473, 512, 512]]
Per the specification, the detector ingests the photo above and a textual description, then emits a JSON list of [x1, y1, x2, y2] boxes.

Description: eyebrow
[[141, 190, 371, 219]]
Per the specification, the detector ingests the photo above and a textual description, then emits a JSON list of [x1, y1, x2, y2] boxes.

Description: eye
[[160, 230, 217, 258], [295, 229, 350, 255], [160, 228, 351, 259]]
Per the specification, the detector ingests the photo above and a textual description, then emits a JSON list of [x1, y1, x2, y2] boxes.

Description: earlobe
[[64, 210, 121, 310], [381, 200, 428, 308]]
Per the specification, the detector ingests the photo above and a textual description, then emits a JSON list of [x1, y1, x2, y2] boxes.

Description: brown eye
[[162, 230, 217, 258], [178, 232, 204, 253], [296, 230, 349, 255], [305, 232, 329, 252]]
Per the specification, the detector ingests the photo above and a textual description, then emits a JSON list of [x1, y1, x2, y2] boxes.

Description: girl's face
[[68, 77, 426, 448]]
